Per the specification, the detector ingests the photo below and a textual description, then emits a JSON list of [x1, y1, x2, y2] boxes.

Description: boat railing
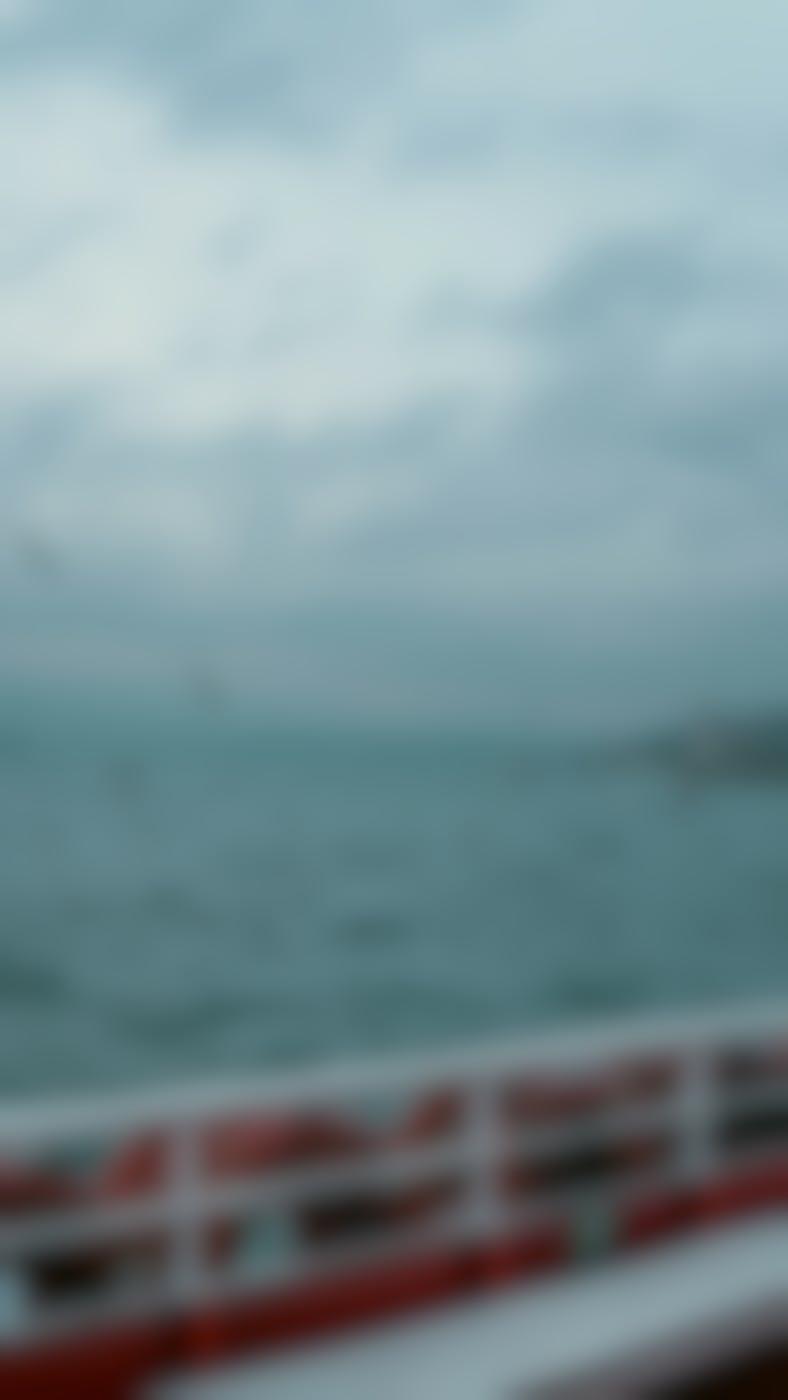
[[1, 999, 788, 1352]]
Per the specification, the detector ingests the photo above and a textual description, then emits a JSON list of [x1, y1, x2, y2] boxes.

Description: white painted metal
[[1, 996, 787, 1147], [678, 1050, 716, 1185], [169, 1121, 207, 1307], [0, 998, 785, 1352], [154, 1217, 788, 1400]]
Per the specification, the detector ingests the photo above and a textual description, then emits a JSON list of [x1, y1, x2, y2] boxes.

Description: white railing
[[1, 998, 787, 1351]]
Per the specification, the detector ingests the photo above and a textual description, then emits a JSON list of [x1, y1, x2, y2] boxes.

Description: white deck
[[3, 1000, 788, 1392], [156, 1218, 788, 1399]]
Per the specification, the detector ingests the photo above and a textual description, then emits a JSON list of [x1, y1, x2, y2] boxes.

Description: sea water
[[1, 693, 787, 1098]]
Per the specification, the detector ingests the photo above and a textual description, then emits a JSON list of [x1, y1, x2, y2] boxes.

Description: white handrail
[[1, 997, 787, 1148], [0, 998, 786, 1353]]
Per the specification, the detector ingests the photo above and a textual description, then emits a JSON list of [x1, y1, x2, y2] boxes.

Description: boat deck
[[3, 1001, 788, 1398], [155, 1217, 788, 1399]]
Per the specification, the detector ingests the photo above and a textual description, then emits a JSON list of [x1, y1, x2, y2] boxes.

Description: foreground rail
[[1, 999, 788, 1397]]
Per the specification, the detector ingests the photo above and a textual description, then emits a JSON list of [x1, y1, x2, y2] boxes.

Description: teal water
[[2, 696, 788, 1098]]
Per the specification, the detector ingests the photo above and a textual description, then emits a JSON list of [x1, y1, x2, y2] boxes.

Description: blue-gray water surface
[[2, 696, 787, 1099]]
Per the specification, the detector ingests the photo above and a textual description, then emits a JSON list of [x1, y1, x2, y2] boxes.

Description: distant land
[[605, 711, 788, 784]]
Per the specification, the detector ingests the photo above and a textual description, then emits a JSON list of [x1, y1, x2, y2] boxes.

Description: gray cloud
[[2, 0, 788, 729], [9, 0, 509, 143]]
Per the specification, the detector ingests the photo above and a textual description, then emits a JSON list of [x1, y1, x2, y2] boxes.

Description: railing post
[[169, 1120, 205, 1308], [678, 1051, 717, 1187], [465, 1078, 502, 1244]]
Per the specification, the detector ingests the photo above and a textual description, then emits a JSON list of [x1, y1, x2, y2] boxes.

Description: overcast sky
[[2, 0, 788, 730]]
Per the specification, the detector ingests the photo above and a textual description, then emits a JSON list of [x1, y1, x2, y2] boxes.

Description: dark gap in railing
[[717, 1106, 788, 1155], [506, 1132, 676, 1197]]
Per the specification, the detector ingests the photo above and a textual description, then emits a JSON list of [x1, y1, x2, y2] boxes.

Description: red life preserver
[[385, 1088, 465, 1226], [93, 1111, 373, 1271], [0, 1159, 76, 1213], [0, 1157, 106, 1300]]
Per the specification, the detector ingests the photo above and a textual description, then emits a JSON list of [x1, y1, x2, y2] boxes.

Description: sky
[[2, 0, 788, 731]]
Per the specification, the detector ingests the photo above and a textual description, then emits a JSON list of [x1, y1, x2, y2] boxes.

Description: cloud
[[15, 1, 518, 141], [2, 0, 788, 725], [0, 0, 35, 30], [22, 473, 234, 574], [0, 62, 554, 446]]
